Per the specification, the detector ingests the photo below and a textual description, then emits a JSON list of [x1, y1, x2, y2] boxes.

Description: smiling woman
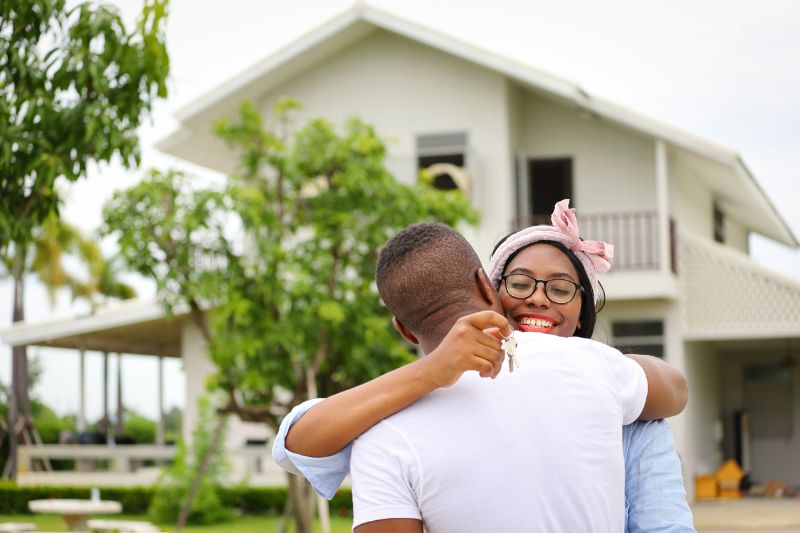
[[499, 243, 586, 338]]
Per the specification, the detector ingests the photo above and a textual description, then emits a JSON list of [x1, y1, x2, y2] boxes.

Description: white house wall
[[670, 156, 714, 240], [516, 90, 657, 215], [725, 217, 750, 254], [254, 29, 515, 259], [180, 321, 268, 455], [682, 342, 723, 482]]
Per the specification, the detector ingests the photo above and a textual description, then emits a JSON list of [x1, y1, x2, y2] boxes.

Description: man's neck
[[419, 308, 486, 354]]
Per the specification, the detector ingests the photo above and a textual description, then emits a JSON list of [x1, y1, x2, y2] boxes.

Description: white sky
[[2, 0, 799, 420]]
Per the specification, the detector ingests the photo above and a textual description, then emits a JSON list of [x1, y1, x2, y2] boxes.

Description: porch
[[679, 232, 800, 491]]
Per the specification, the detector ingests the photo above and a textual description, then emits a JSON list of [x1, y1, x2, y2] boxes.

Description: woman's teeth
[[521, 318, 553, 328]]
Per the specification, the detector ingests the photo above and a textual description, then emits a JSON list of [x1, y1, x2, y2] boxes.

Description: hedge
[[0, 482, 352, 516]]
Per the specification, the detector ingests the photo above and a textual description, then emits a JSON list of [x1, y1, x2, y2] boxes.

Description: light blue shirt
[[273, 400, 695, 533]]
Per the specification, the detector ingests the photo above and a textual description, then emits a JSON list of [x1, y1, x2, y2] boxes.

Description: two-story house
[[4, 4, 799, 497]]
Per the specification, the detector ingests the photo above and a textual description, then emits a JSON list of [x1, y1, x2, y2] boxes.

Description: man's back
[[351, 333, 647, 532]]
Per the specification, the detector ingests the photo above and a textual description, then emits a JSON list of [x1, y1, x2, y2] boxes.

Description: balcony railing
[[512, 211, 669, 272]]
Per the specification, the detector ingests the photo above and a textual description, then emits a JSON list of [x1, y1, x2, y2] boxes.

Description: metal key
[[501, 334, 518, 373]]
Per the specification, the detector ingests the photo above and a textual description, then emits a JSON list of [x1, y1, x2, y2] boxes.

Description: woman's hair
[[491, 235, 605, 339]]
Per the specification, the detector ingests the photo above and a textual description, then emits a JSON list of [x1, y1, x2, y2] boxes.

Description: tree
[[101, 99, 478, 533], [0, 0, 168, 479], [0, 0, 169, 253]]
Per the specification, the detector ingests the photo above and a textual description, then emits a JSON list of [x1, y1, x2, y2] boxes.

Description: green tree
[[102, 100, 478, 533], [0, 0, 169, 252], [0, 0, 168, 479]]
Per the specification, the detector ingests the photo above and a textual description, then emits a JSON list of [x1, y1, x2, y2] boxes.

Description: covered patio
[[0, 300, 284, 487]]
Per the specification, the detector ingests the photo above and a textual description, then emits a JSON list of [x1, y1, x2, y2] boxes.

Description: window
[[612, 320, 664, 358], [417, 133, 469, 194], [528, 158, 572, 224], [713, 203, 725, 244], [743, 365, 793, 439]]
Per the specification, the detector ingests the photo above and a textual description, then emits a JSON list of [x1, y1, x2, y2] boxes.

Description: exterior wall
[[682, 342, 723, 483], [516, 91, 657, 215], [725, 217, 750, 254], [180, 322, 268, 456], [670, 156, 713, 240], [256, 29, 515, 261], [720, 348, 800, 485]]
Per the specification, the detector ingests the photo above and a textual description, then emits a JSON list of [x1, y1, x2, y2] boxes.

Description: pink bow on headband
[[551, 199, 614, 274]]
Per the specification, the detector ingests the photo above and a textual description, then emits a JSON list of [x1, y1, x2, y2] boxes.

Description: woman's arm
[[628, 354, 689, 420], [285, 310, 510, 457]]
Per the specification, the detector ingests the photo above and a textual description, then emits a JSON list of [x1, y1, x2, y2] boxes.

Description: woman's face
[[499, 243, 583, 338]]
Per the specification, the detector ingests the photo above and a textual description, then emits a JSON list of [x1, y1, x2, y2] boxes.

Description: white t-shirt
[[350, 332, 648, 533]]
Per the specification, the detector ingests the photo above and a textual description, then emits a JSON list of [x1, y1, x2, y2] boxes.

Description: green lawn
[[0, 514, 354, 532]]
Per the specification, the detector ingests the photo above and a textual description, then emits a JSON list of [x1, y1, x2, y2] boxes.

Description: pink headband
[[487, 199, 614, 304]]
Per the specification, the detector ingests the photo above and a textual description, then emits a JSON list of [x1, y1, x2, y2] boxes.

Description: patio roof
[[0, 300, 184, 357]]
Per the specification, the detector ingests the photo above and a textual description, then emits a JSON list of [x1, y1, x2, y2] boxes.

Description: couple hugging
[[273, 199, 695, 532]]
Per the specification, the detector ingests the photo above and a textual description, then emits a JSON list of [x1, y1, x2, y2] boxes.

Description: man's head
[[376, 222, 502, 351]]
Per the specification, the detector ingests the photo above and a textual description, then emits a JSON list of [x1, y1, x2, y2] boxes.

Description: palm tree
[[2, 212, 135, 478]]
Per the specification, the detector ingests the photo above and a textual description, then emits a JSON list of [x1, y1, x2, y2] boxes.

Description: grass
[[0, 514, 354, 532]]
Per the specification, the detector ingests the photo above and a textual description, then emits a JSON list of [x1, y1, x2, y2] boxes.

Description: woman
[[273, 199, 694, 532]]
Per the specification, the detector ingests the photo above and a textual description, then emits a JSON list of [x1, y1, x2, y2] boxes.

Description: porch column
[[78, 349, 86, 432], [157, 356, 165, 446], [102, 352, 109, 440], [116, 353, 124, 436], [655, 139, 671, 275]]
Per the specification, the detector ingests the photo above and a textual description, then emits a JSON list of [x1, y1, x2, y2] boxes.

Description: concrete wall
[[670, 157, 713, 240], [682, 342, 723, 482], [516, 91, 657, 215], [180, 321, 268, 455], [256, 29, 515, 262], [725, 217, 750, 254], [720, 348, 800, 486]]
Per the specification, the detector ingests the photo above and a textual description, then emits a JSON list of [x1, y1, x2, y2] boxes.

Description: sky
[[2, 0, 799, 421]]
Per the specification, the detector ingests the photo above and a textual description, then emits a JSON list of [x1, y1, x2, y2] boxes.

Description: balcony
[[679, 232, 800, 340], [512, 210, 672, 273]]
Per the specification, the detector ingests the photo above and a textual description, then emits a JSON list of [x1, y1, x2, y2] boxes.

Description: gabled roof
[[0, 299, 183, 357], [157, 3, 797, 248]]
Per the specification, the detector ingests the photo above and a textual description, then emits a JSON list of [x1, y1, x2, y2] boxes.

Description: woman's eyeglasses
[[500, 273, 584, 304]]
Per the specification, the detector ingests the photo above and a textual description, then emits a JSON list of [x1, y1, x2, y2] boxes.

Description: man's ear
[[392, 316, 419, 345], [476, 267, 502, 309]]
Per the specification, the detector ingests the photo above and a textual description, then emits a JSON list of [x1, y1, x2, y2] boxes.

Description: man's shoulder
[[515, 332, 623, 359]]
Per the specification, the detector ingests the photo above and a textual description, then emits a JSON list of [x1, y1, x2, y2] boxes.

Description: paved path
[[693, 499, 800, 531]]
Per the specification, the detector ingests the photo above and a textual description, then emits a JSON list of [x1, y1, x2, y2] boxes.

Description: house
[[3, 4, 799, 497]]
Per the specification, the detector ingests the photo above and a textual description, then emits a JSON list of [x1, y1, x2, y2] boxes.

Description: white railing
[[16, 444, 287, 487], [679, 232, 800, 339], [512, 211, 673, 272]]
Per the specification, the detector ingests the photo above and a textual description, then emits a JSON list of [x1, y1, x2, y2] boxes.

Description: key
[[501, 334, 518, 373]]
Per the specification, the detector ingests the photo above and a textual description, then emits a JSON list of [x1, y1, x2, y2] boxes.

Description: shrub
[[0, 481, 353, 516], [149, 396, 232, 525]]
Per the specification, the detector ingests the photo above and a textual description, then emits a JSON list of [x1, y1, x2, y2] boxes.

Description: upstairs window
[[528, 158, 573, 225], [713, 203, 725, 244], [612, 320, 664, 358], [417, 132, 469, 195]]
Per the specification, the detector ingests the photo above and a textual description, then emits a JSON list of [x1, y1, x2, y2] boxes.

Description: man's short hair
[[376, 222, 482, 335]]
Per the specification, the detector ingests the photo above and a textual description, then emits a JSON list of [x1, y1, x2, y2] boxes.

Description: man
[[348, 223, 680, 532]]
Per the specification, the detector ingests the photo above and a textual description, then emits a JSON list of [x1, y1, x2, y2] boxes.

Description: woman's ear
[[392, 316, 419, 345]]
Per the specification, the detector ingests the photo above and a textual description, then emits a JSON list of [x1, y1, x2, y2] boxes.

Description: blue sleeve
[[623, 420, 696, 533], [271, 398, 352, 500]]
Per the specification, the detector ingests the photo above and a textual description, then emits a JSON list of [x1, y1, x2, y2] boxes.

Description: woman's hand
[[420, 310, 512, 387]]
